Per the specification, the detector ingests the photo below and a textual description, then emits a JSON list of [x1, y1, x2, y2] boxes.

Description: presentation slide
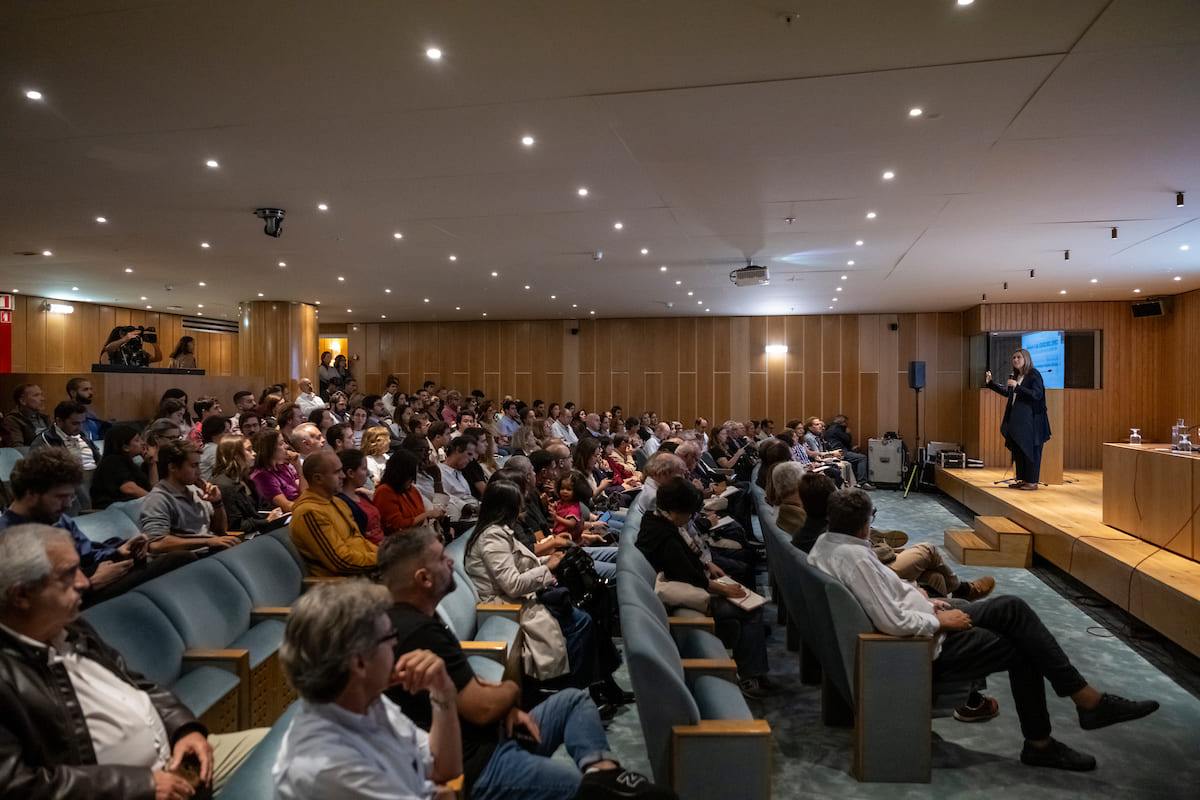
[[1022, 330, 1065, 389]]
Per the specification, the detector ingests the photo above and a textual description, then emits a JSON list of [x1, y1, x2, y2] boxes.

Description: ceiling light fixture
[[705, 308, 710, 312], [577, 187, 588, 197], [836, 287, 843, 292], [393, 232, 403, 239], [71, 286, 79, 291], [278, 261, 287, 267], [198, 281, 207, 287], [1111, 227, 1118, 239], [25, 89, 43, 100], [124, 267, 133, 273], [660, 265, 667, 272], [1029, 269, 1036, 278], [687, 291, 693, 296], [205, 159, 219, 168], [1133, 289, 1141, 293], [521, 135, 535, 146], [909, 107, 923, 117], [200, 242, 210, 248], [455, 306, 461, 310], [855, 240, 863, 246], [882, 170, 895, 180], [840, 275, 847, 280], [317, 203, 328, 211], [550, 295, 556, 299], [957, 0, 975, 6], [866, 211, 877, 219], [140, 296, 148, 300], [765, 344, 788, 354], [590, 310, 596, 315], [1090, 278, 1098, 283], [1177, 191, 1185, 207], [1181, 245, 1190, 251], [640, 248, 649, 255], [258, 292, 264, 297], [424, 298, 430, 303], [482, 312, 487, 317], [381, 314, 387, 319], [449, 255, 457, 261], [337, 276, 345, 281], [613, 222, 623, 230], [524, 284, 531, 290], [197, 303, 203, 308], [346, 308, 352, 312], [1174, 276, 1182, 281], [491, 271, 498, 277], [1064, 250, 1070, 260], [426, 47, 442, 60], [847, 260, 855, 266], [696, 300, 703, 305], [385, 288, 392, 293], [96, 216, 107, 224], [675, 280, 681, 285], [1059, 290, 1067, 295], [42, 250, 52, 256]]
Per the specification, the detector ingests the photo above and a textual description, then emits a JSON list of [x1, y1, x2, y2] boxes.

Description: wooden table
[[1102, 443, 1200, 561]]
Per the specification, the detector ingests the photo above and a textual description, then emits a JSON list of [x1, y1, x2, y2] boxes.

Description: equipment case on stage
[[868, 438, 905, 485]]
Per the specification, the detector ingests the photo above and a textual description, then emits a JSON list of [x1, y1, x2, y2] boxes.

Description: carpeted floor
[[598, 487, 1200, 800]]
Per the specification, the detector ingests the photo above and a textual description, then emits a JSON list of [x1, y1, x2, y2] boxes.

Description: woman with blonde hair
[[359, 426, 392, 485], [985, 347, 1051, 490]]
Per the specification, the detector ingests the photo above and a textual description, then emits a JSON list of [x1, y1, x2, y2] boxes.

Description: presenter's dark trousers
[[1011, 443, 1043, 483], [932, 596, 1087, 741]]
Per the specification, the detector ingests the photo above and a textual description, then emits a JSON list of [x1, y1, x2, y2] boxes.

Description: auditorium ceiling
[[1, 0, 1198, 323]]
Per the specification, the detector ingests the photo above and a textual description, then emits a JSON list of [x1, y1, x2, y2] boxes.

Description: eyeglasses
[[376, 629, 398, 647], [871, 508, 877, 520]]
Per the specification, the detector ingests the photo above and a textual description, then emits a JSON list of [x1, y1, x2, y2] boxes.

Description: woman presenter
[[985, 348, 1051, 490]]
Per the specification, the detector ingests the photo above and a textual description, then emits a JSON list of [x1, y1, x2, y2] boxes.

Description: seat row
[[616, 509, 773, 800]]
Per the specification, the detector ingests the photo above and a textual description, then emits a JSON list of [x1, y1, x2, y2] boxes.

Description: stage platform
[[935, 466, 1200, 659]]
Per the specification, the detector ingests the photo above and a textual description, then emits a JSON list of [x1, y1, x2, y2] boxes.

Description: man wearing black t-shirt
[[378, 530, 627, 800]]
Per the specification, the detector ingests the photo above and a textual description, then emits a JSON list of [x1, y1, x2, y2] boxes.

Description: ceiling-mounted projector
[[730, 265, 769, 286]]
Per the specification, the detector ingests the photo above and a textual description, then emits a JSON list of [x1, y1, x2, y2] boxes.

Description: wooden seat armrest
[[680, 657, 739, 681], [858, 633, 934, 644], [182, 648, 251, 681], [251, 606, 291, 623], [668, 616, 716, 633], [460, 641, 507, 664], [672, 719, 772, 737], [476, 602, 521, 622]]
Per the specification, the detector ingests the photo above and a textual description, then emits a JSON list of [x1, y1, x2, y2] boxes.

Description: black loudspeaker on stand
[[904, 361, 925, 498]]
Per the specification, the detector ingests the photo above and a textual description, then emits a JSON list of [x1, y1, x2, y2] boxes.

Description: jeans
[[932, 595, 1087, 740], [470, 688, 615, 800], [712, 597, 769, 678], [843, 450, 869, 482], [584, 546, 617, 580]]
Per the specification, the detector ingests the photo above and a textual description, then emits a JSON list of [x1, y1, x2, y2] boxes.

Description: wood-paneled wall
[[5, 294, 238, 375], [965, 300, 1178, 470], [331, 312, 967, 449], [239, 301, 317, 397]]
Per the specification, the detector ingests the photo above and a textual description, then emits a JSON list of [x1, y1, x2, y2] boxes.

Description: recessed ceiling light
[[687, 291, 694, 296], [957, 0, 974, 5], [25, 89, 43, 100], [455, 306, 461, 310], [705, 308, 710, 312], [278, 261, 287, 267], [205, 159, 219, 168], [855, 240, 864, 246], [909, 107, 923, 117], [697, 300, 703, 305], [198, 281, 206, 286], [140, 296, 147, 300], [836, 287, 843, 292], [200, 242, 210, 248], [521, 135, 535, 146], [675, 280, 681, 285], [550, 295, 557, 299], [1174, 276, 1183, 281], [491, 271, 498, 277], [482, 312, 487, 317], [865, 211, 877, 220], [42, 250, 52, 256], [832, 297, 838, 302], [257, 292, 264, 297], [524, 285, 531, 290], [613, 222, 623, 230], [572, 304, 578, 308], [577, 187, 588, 197], [71, 286, 79, 291], [426, 47, 442, 60], [829, 306, 834, 309], [882, 171, 895, 180], [96, 216, 107, 224], [847, 260, 855, 266], [10, 289, 17, 293], [424, 298, 430, 303], [124, 267, 133, 273], [1090, 278, 1098, 283], [1059, 290, 1067, 295], [640, 248, 649, 255], [1133, 289, 1141, 293], [381, 314, 387, 319], [346, 308, 352, 312], [145, 305, 151, 309], [385, 288, 392, 293], [1182, 245, 1191, 251], [314, 301, 320, 305], [659, 265, 667, 272], [841, 275, 847, 280], [590, 310, 595, 315], [197, 303, 204, 308], [337, 276, 345, 281], [317, 203, 328, 211], [449, 255, 457, 261], [393, 232, 403, 239]]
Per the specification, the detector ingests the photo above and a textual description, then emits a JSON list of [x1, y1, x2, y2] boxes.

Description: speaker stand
[[903, 386, 922, 499]]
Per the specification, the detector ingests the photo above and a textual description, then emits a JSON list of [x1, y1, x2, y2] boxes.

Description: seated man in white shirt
[[274, 580, 462, 800], [31, 400, 101, 512], [289, 422, 327, 465], [0, 523, 266, 798], [550, 409, 578, 446], [808, 488, 1159, 772], [295, 378, 326, 417]]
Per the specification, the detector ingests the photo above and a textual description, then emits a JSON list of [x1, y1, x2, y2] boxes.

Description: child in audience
[[552, 470, 587, 539]]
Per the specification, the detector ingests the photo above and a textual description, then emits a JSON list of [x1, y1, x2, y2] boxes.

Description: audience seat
[[74, 505, 142, 543], [214, 701, 301, 799], [135, 559, 289, 728], [0, 447, 23, 505], [442, 531, 522, 681], [108, 497, 146, 527], [214, 534, 304, 609], [81, 592, 243, 735]]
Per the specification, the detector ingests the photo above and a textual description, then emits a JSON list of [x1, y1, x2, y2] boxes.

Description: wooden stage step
[[944, 515, 1032, 568]]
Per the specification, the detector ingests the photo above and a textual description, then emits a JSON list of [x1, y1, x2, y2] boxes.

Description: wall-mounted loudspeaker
[[1131, 299, 1168, 318], [907, 361, 926, 390]]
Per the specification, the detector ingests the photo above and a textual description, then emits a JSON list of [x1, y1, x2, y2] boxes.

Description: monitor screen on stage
[[1021, 330, 1065, 389]]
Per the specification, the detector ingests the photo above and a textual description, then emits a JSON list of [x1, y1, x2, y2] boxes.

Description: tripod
[[903, 385, 922, 498]]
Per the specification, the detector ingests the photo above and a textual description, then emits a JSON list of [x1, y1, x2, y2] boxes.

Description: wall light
[[41, 301, 74, 314], [765, 344, 788, 355]]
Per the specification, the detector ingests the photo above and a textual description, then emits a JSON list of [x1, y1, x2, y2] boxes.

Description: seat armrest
[[460, 641, 507, 664], [183, 648, 251, 729], [668, 616, 716, 633], [251, 606, 291, 623], [476, 602, 521, 623], [681, 657, 738, 681]]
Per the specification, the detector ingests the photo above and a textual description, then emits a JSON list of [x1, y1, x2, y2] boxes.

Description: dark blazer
[[636, 511, 709, 589], [0, 620, 204, 799], [987, 367, 1052, 461]]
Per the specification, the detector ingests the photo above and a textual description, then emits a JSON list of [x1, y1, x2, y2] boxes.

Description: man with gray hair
[[294, 377, 326, 417], [273, 579, 462, 799], [289, 422, 326, 464], [0, 523, 263, 798], [631, 452, 687, 516]]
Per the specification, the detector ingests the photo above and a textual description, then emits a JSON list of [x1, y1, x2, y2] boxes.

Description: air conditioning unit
[[730, 265, 769, 286]]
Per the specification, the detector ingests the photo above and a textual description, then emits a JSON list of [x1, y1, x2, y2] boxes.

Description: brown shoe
[[966, 576, 996, 600], [879, 529, 909, 548], [1018, 483, 1039, 491], [1007, 481, 1025, 489]]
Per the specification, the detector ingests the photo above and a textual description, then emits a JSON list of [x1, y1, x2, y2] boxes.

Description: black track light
[[1029, 269, 1036, 279], [1178, 191, 1185, 207], [1111, 227, 1118, 239], [1064, 250, 1070, 260], [1003, 281, 1009, 290]]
